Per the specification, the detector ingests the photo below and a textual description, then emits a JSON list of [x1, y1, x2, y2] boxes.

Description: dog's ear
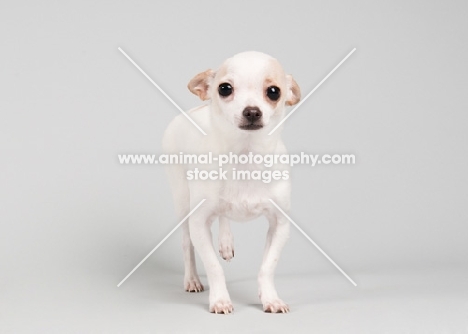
[[188, 69, 215, 100], [285, 75, 301, 106]]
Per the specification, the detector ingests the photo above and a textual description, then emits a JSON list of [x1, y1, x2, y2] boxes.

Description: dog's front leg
[[189, 211, 233, 314], [258, 213, 290, 313]]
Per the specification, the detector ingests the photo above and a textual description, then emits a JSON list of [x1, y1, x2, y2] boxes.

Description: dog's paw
[[262, 299, 289, 313], [184, 277, 204, 293], [210, 300, 234, 314], [219, 243, 234, 261]]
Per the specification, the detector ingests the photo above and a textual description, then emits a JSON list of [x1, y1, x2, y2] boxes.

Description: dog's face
[[188, 52, 300, 131]]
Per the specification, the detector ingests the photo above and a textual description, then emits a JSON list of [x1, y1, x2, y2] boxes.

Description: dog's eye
[[218, 83, 233, 97], [266, 86, 281, 101]]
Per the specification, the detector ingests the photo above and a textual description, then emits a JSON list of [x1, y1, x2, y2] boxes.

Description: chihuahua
[[162, 51, 300, 313]]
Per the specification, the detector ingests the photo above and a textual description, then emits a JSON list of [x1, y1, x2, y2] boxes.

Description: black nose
[[242, 107, 262, 122]]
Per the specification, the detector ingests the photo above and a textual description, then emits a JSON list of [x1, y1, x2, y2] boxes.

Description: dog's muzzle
[[239, 107, 263, 130]]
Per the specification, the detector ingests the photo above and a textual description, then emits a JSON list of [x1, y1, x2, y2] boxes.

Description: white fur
[[162, 51, 300, 314]]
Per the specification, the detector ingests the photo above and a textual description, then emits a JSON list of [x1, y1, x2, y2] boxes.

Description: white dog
[[162, 51, 300, 314]]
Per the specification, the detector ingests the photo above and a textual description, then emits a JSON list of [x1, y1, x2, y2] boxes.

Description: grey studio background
[[1, 1, 467, 333]]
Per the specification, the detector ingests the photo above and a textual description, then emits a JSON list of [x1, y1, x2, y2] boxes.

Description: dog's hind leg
[[181, 219, 204, 292], [218, 217, 234, 261], [167, 165, 204, 293]]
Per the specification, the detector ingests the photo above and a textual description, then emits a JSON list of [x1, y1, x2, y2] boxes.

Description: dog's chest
[[218, 179, 269, 221]]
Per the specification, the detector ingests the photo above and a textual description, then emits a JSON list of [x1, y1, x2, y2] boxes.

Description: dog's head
[[188, 51, 300, 131]]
